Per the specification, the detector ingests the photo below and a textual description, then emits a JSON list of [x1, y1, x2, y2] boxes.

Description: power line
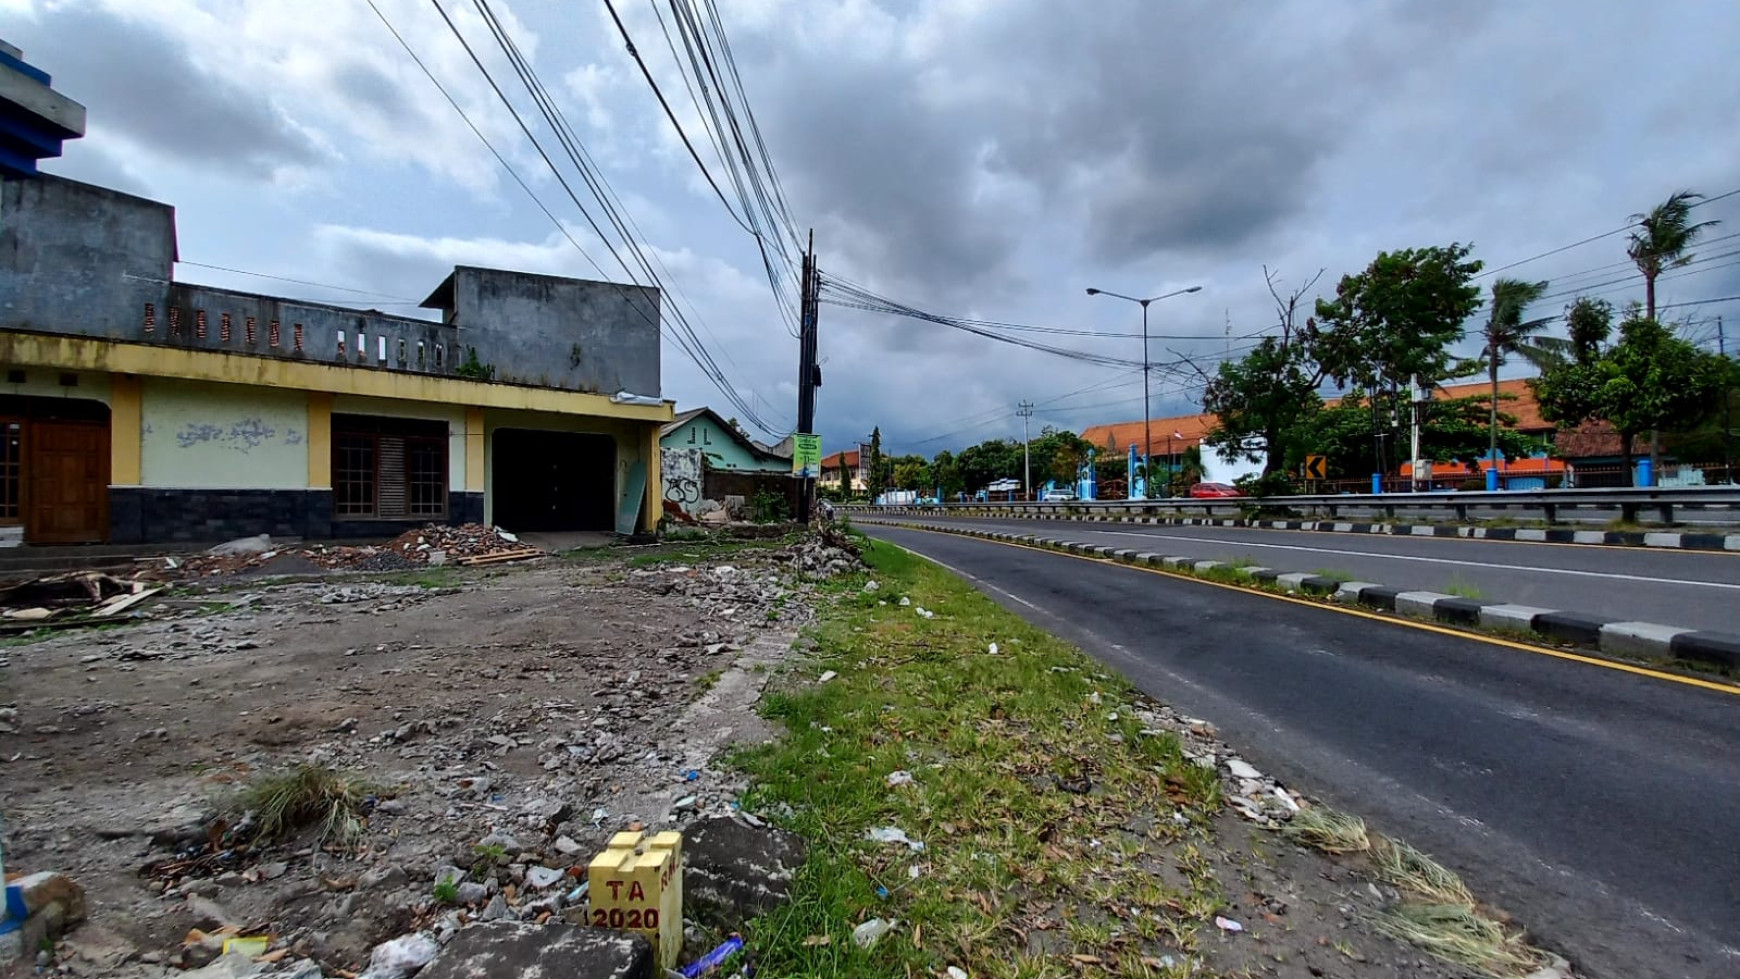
[[600, 0, 754, 233], [175, 260, 415, 300], [371, 0, 782, 433]]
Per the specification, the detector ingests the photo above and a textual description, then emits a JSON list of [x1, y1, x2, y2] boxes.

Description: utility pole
[[796, 230, 820, 522], [1720, 315, 1733, 486], [1017, 401, 1034, 500]]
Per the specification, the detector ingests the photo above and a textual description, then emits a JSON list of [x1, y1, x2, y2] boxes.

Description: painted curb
[[863, 517, 1740, 670], [852, 507, 1740, 554]]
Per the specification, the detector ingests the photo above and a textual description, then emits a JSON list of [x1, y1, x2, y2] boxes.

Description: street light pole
[[1086, 284, 1202, 500]]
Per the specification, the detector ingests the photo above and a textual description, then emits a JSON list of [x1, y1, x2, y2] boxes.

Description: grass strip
[[735, 539, 1225, 978]]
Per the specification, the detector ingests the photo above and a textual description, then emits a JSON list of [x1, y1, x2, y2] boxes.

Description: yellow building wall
[[140, 378, 310, 489], [0, 367, 112, 404]]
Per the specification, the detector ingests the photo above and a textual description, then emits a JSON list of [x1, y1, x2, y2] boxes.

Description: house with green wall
[[659, 407, 790, 473]]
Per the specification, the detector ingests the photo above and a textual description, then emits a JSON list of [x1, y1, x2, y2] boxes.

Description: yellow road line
[[872, 522, 1740, 697]]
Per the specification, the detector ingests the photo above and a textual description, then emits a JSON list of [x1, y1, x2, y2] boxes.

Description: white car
[[1040, 489, 1076, 502]]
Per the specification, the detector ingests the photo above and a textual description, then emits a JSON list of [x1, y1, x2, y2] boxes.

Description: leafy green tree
[[866, 428, 885, 493], [1530, 298, 1614, 431], [1311, 244, 1484, 472], [931, 450, 964, 499], [1479, 277, 1553, 464], [892, 455, 931, 491], [1029, 427, 1094, 487], [1596, 316, 1729, 481], [1628, 190, 1719, 468], [1203, 336, 1323, 476], [1202, 270, 1327, 478], [955, 439, 1021, 493]]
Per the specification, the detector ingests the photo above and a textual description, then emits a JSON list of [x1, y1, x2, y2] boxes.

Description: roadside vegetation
[[736, 540, 1225, 977]]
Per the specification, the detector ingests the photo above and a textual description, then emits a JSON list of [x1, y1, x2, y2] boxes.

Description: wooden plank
[[92, 586, 163, 618], [454, 548, 544, 566]]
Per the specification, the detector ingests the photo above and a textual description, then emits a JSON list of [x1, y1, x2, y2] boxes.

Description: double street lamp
[[1085, 285, 1202, 498]]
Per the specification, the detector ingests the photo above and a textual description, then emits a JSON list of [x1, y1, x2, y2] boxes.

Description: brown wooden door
[[27, 421, 110, 544]]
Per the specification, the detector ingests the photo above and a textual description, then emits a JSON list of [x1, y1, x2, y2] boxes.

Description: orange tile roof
[[1081, 379, 1553, 454], [1080, 412, 1217, 457], [821, 449, 859, 468]]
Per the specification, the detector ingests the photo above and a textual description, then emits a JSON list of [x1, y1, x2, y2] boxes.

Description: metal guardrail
[[844, 485, 1740, 524]]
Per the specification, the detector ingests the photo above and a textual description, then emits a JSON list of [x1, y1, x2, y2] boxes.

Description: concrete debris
[[683, 816, 807, 927], [419, 922, 650, 979], [1225, 758, 1262, 780], [357, 932, 439, 979]]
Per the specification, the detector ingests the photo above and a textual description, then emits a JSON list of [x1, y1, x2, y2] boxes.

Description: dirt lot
[[0, 535, 849, 977]]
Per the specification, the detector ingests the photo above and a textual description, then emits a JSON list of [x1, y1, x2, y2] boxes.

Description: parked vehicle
[[1187, 482, 1244, 499], [1040, 489, 1077, 502]]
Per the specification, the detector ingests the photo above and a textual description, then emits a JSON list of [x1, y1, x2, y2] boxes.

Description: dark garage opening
[[491, 429, 616, 532]]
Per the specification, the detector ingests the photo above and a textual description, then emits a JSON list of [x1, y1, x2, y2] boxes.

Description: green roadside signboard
[[792, 433, 821, 477]]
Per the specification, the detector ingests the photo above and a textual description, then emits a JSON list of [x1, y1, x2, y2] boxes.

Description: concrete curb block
[[858, 507, 1740, 553], [865, 518, 1740, 668]]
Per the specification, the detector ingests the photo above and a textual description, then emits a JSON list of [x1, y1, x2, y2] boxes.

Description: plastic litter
[[683, 769, 702, 782], [220, 936, 269, 957], [898, 597, 911, 606], [865, 826, 924, 851], [885, 770, 914, 787], [852, 917, 897, 948], [907, 865, 921, 879], [915, 607, 934, 619], [988, 642, 998, 655], [357, 932, 439, 979], [818, 670, 838, 684], [679, 934, 745, 977], [566, 881, 589, 904], [947, 968, 968, 979], [1214, 916, 1244, 933]]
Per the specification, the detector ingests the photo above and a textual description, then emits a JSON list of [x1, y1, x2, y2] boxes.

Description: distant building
[[820, 448, 866, 492], [0, 45, 672, 544], [659, 408, 789, 474]]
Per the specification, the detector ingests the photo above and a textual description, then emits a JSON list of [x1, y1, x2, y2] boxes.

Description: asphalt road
[[863, 524, 1740, 979], [864, 514, 1740, 633]]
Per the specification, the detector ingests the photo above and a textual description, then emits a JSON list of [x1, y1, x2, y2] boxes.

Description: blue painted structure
[[0, 42, 86, 178]]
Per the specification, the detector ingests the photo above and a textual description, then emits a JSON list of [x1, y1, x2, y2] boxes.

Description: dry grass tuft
[[1372, 839, 1474, 907], [1374, 903, 1541, 978], [1285, 804, 1372, 854], [239, 763, 374, 845]]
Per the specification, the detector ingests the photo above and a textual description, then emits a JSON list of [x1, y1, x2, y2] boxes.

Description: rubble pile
[[147, 525, 543, 581], [383, 524, 540, 566]]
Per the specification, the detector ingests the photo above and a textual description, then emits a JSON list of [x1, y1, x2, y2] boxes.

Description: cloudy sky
[[5, 0, 1738, 470]]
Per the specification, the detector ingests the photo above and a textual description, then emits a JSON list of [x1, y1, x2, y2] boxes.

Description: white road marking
[[1077, 529, 1740, 592]]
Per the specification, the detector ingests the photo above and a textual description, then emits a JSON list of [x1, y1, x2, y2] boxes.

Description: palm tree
[[1627, 191, 1719, 469], [1628, 191, 1719, 321], [1480, 277, 1553, 468]]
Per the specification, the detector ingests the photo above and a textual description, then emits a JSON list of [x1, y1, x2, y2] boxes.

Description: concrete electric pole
[[796, 231, 821, 521], [1017, 401, 1034, 500]]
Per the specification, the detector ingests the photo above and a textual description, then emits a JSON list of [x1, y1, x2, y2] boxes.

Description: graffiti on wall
[[661, 447, 705, 515], [174, 417, 295, 452]]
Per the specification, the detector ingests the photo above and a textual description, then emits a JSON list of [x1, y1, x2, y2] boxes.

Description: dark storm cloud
[[737, 1, 1503, 297], [7, 6, 327, 179]]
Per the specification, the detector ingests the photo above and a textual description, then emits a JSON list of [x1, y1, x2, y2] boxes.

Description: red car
[[1188, 482, 1244, 499]]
